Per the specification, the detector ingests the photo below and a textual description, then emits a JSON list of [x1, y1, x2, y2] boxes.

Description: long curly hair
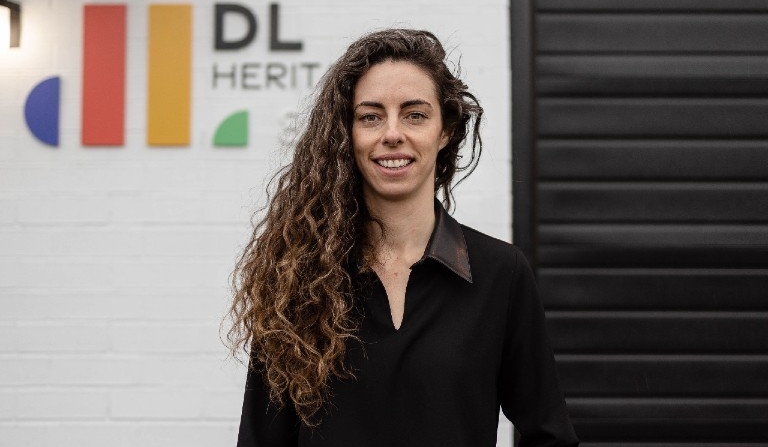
[[226, 28, 483, 427]]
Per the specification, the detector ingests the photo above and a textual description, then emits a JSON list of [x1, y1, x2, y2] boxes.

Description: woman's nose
[[382, 120, 404, 146]]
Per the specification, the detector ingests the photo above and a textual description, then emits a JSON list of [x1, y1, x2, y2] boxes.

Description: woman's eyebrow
[[354, 99, 433, 111], [354, 101, 384, 111], [400, 99, 433, 109]]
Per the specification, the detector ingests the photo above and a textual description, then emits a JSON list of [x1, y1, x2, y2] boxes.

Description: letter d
[[214, 3, 257, 50]]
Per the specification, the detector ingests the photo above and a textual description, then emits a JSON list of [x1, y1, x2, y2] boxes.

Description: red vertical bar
[[82, 4, 126, 146]]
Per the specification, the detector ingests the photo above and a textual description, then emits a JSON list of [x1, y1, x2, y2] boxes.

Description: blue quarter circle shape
[[24, 76, 61, 147]]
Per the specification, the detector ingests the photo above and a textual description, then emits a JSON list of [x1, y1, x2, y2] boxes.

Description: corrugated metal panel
[[539, 269, 768, 310], [538, 15, 768, 53], [512, 0, 768, 444], [539, 182, 768, 222], [539, 141, 768, 180], [548, 312, 768, 353]]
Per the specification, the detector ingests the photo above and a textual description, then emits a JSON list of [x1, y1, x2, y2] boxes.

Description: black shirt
[[237, 204, 579, 447]]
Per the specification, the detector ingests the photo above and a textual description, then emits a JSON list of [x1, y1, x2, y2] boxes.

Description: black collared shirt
[[237, 204, 579, 447]]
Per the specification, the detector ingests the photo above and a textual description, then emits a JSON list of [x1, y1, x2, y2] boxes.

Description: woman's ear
[[439, 129, 451, 151]]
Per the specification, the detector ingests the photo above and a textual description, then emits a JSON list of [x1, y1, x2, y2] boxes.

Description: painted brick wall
[[0, 0, 512, 445]]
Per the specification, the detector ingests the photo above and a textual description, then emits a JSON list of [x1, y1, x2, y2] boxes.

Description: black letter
[[241, 63, 262, 90], [212, 64, 237, 89], [301, 62, 321, 88], [215, 3, 257, 50], [269, 3, 302, 51], [266, 63, 287, 89]]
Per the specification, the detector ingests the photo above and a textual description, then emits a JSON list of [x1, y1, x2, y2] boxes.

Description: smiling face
[[351, 60, 449, 208]]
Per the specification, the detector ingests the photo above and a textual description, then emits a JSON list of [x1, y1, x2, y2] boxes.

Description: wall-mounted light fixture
[[0, 0, 20, 48]]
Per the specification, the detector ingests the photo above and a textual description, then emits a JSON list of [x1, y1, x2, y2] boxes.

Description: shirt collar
[[421, 200, 473, 283]]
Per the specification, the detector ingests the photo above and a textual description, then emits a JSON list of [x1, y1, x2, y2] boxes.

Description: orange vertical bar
[[147, 4, 191, 146], [82, 4, 126, 146]]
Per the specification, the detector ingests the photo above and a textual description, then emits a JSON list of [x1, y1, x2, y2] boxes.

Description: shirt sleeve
[[236, 358, 300, 447], [499, 248, 579, 447]]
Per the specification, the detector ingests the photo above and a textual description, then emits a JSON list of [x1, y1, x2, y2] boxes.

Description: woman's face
[[351, 60, 449, 207]]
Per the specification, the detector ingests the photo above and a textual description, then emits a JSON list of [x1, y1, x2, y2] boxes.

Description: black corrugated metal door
[[512, 0, 768, 445]]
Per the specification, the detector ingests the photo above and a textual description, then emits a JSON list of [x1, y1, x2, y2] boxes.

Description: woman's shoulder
[[459, 224, 528, 271]]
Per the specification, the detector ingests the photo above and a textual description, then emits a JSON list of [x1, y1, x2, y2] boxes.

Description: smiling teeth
[[377, 159, 411, 168]]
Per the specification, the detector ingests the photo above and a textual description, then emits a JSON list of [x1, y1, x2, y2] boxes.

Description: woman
[[227, 29, 578, 446]]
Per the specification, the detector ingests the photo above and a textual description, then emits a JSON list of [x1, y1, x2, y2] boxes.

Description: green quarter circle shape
[[214, 110, 249, 147]]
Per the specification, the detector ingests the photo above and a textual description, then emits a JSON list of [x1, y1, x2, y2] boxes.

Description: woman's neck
[[365, 194, 436, 266]]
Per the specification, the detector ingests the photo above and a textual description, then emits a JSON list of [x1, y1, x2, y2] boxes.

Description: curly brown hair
[[226, 28, 483, 427]]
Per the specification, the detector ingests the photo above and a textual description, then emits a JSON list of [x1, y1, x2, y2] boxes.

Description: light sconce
[[0, 0, 20, 48]]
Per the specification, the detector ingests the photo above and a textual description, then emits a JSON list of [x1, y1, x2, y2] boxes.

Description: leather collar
[[421, 200, 473, 283]]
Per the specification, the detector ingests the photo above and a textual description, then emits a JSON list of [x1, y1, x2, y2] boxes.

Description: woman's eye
[[360, 114, 379, 123], [406, 112, 426, 121]]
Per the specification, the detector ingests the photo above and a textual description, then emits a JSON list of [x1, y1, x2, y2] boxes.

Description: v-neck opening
[[372, 270, 411, 333]]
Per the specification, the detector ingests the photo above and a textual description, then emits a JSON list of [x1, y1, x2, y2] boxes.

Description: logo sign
[[213, 4, 321, 91], [23, 2, 323, 148]]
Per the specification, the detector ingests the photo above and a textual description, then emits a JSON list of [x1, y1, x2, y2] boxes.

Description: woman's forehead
[[353, 61, 439, 104]]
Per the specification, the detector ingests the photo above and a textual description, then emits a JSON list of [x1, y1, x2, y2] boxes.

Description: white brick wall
[[0, 0, 512, 445]]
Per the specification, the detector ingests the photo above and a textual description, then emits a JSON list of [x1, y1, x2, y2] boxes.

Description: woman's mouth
[[376, 158, 412, 169]]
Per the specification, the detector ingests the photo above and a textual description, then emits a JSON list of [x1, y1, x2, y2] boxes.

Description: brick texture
[[0, 0, 512, 445]]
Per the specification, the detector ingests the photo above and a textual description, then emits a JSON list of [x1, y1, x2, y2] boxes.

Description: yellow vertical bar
[[147, 4, 192, 146]]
